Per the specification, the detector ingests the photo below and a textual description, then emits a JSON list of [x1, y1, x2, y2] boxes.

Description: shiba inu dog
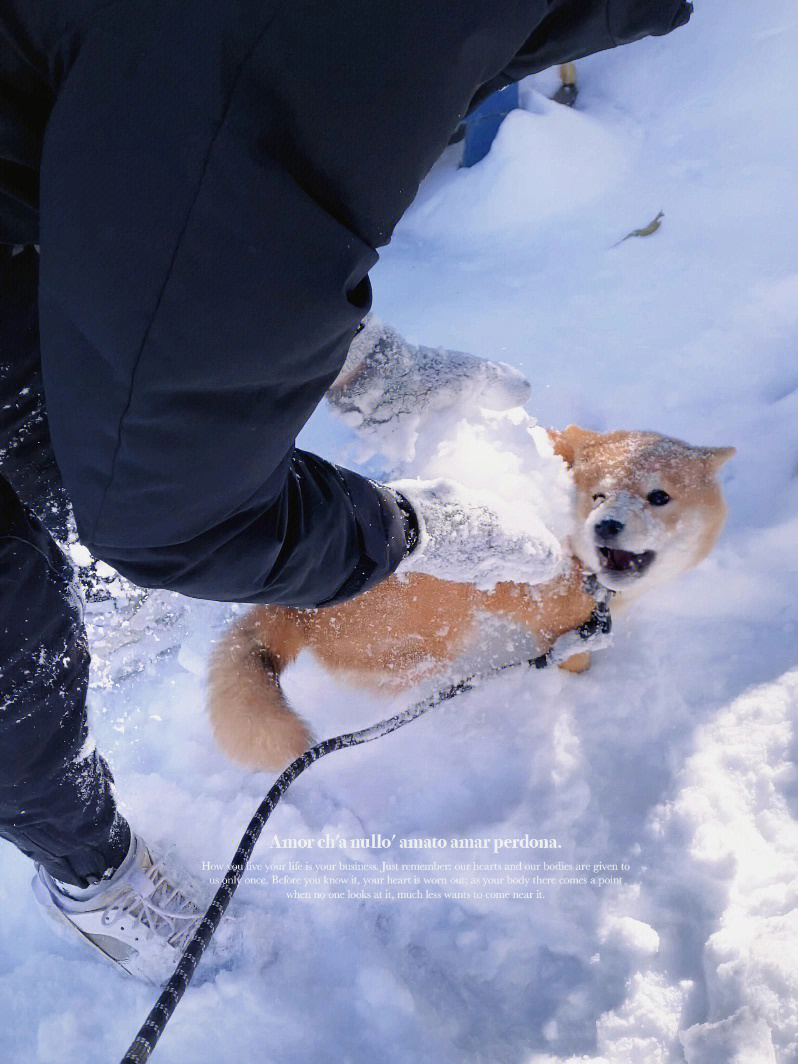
[[206, 427, 733, 771]]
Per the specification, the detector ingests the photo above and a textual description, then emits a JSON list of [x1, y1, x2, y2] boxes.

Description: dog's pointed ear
[[547, 425, 598, 467], [705, 446, 736, 471]]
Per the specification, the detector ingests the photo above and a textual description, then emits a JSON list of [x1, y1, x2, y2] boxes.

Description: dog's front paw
[[559, 651, 592, 674]]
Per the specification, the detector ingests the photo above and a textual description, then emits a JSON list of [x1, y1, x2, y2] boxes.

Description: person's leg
[[0, 472, 131, 886], [0, 478, 233, 980], [0, 246, 72, 541], [0, 245, 153, 635]]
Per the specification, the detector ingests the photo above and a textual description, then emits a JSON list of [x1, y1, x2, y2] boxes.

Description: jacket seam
[[90, 2, 284, 541]]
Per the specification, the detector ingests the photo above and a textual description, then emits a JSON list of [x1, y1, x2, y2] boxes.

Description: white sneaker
[[32, 834, 218, 986]]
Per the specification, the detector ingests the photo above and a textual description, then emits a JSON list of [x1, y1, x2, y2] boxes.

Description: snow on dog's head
[[549, 427, 735, 595]]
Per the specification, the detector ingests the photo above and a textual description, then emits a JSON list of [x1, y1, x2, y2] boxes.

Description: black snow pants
[[0, 246, 131, 887]]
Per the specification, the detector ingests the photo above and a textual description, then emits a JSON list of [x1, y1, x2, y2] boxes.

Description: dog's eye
[[647, 489, 671, 506], [592, 493, 606, 503]]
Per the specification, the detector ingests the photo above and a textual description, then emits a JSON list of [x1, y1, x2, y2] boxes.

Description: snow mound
[[400, 92, 634, 242], [660, 670, 798, 1063]]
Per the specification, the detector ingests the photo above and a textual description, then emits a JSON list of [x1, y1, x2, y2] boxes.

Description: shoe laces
[[100, 848, 203, 952]]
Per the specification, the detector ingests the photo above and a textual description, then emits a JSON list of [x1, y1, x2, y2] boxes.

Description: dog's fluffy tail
[[206, 607, 314, 771]]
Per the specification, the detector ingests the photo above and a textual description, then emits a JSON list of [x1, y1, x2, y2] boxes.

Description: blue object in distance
[[460, 83, 520, 167]]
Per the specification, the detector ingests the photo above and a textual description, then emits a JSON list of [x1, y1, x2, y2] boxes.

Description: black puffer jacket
[[0, 0, 691, 606]]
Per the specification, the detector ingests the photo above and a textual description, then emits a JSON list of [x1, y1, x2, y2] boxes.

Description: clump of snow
[[599, 916, 659, 958], [67, 542, 93, 568], [412, 411, 574, 550], [390, 409, 574, 589], [681, 1008, 778, 1064], [328, 313, 576, 588]]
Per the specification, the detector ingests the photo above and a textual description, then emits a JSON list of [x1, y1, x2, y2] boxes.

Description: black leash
[[118, 584, 612, 1064]]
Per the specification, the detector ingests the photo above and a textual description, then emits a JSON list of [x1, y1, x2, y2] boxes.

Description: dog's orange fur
[[207, 427, 733, 771]]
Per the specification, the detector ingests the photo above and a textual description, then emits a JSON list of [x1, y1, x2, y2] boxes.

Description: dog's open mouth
[[598, 547, 655, 576]]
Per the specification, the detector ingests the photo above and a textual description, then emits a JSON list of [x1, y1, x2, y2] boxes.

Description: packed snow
[[1, 0, 797, 1061], [327, 314, 576, 590]]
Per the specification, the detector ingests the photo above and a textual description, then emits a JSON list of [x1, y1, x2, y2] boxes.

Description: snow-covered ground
[[2, 0, 797, 1060]]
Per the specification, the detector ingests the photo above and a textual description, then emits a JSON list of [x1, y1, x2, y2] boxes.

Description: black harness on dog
[[118, 576, 614, 1064], [532, 574, 614, 667]]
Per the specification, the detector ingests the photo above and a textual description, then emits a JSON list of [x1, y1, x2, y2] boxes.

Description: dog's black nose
[[595, 518, 624, 540]]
